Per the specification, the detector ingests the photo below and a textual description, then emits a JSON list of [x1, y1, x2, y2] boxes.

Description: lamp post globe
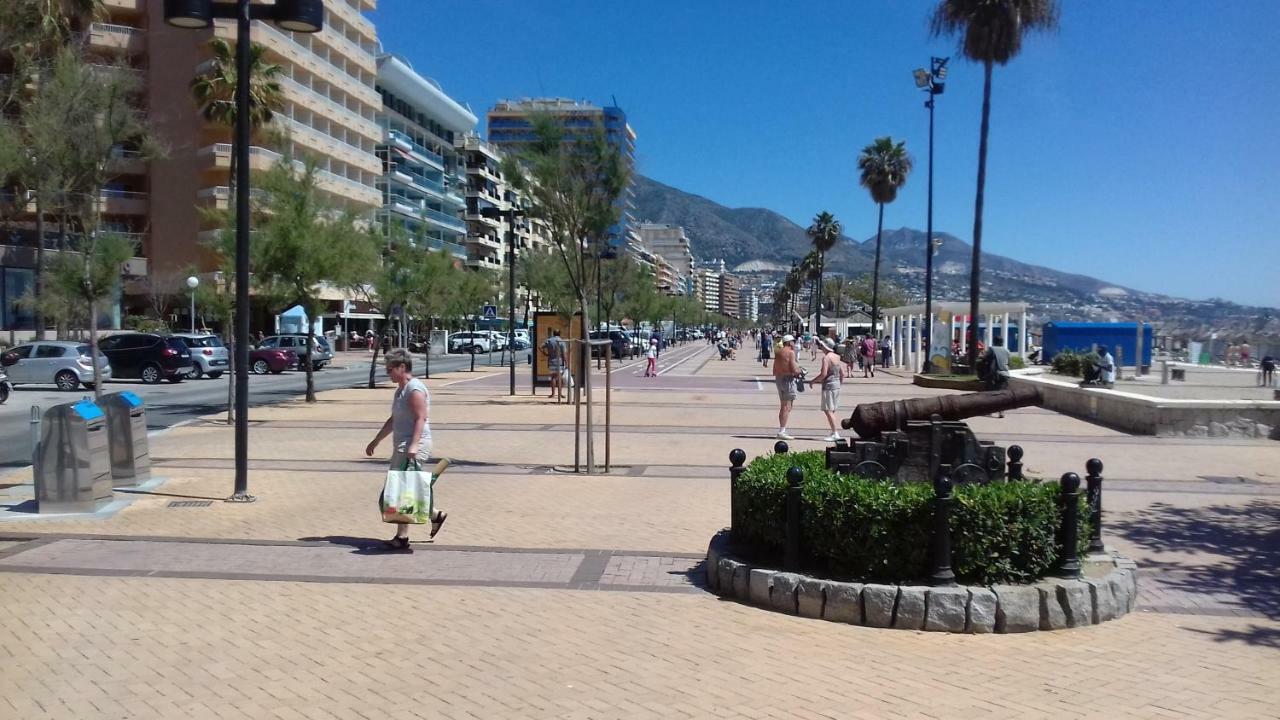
[[163, 0, 214, 28], [186, 276, 199, 290]]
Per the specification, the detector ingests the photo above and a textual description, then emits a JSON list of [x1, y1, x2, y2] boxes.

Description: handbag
[[379, 459, 434, 524]]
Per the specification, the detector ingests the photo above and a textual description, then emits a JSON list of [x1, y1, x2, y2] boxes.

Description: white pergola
[[882, 301, 1030, 371]]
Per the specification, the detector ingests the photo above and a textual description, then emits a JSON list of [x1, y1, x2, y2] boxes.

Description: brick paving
[[0, 346, 1277, 718]]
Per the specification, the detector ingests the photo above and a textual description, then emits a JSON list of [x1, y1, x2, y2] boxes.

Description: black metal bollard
[[1056, 472, 1083, 578], [729, 449, 747, 540], [774, 440, 789, 455], [1007, 444, 1024, 481], [784, 466, 803, 571], [1085, 458, 1105, 554], [929, 473, 957, 586]]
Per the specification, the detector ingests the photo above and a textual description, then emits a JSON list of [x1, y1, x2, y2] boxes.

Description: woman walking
[[860, 334, 877, 378], [808, 337, 845, 442], [645, 338, 659, 377], [365, 349, 446, 550]]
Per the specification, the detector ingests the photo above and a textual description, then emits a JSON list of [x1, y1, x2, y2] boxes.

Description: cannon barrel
[[841, 385, 1042, 438]]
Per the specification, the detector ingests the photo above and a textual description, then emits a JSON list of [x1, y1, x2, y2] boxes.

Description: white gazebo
[[882, 301, 1030, 371]]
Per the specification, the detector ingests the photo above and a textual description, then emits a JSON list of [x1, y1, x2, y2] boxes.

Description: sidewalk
[[1, 346, 1277, 718]]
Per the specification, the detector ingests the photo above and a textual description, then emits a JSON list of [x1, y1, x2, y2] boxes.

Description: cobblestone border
[[705, 534, 1138, 633]]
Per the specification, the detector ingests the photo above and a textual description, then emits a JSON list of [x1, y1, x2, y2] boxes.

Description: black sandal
[[381, 536, 410, 551], [429, 511, 448, 538]]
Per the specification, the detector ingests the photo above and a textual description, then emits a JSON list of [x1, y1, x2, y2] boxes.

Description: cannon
[[827, 386, 1042, 485]]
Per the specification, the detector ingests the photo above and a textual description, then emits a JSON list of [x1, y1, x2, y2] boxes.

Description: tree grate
[[167, 500, 214, 508]]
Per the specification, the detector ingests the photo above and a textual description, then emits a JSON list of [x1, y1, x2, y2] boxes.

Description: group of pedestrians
[[767, 333, 846, 442]]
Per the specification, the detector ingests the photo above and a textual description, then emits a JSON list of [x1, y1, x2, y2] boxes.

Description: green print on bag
[[379, 460, 434, 524]]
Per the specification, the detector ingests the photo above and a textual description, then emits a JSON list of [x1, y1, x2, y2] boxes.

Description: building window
[[2, 267, 35, 330]]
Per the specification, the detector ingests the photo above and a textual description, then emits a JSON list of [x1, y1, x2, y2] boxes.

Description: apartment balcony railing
[[387, 130, 444, 168], [279, 76, 379, 142], [278, 116, 378, 168], [254, 23, 377, 105], [422, 207, 465, 233], [426, 238, 467, 258]]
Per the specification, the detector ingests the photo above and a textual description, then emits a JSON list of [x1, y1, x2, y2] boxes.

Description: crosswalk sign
[[482, 304, 497, 320]]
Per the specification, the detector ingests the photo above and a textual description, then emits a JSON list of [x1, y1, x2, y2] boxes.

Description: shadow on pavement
[[1112, 500, 1280, 626], [114, 488, 224, 501], [1184, 623, 1280, 650]]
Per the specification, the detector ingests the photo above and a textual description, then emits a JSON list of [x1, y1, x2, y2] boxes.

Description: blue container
[[1041, 322, 1153, 366]]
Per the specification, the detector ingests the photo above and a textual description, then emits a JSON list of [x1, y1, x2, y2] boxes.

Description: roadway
[[0, 350, 506, 468]]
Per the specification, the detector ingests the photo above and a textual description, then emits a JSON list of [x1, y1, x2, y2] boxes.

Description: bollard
[[30, 405, 41, 465], [773, 440, 789, 455], [784, 466, 803, 571], [729, 449, 747, 540], [1007, 444, 1024, 482], [1085, 458, 1105, 554], [1056, 472, 1083, 578], [1161, 360, 1170, 385], [929, 473, 957, 586]]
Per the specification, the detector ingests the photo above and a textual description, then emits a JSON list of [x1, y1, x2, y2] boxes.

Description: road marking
[[655, 346, 708, 376], [755, 377, 763, 391]]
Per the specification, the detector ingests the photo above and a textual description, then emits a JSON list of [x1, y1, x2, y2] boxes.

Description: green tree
[[932, 0, 1059, 367], [503, 114, 630, 472], [520, 247, 577, 321], [190, 37, 284, 192], [805, 211, 841, 337], [857, 136, 912, 335], [45, 234, 134, 399], [248, 154, 379, 402], [403, 242, 473, 380]]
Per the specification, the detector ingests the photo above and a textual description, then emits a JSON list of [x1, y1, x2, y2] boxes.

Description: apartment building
[[636, 223, 693, 293], [486, 98, 638, 248], [694, 265, 722, 314], [374, 53, 471, 260], [143, 0, 385, 285], [720, 272, 742, 319]]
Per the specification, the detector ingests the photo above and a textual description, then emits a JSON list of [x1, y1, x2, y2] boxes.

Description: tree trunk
[[968, 60, 993, 371], [304, 325, 316, 402], [423, 317, 432, 379], [815, 250, 824, 339], [871, 203, 884, 339], [34, 197, 46, 340], [367, 319, 382, 389], [580, 299, 594, 473], [88, 299, 101, 403]]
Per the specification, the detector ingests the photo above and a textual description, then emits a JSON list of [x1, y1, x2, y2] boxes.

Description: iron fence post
[[729, 449, 746, 540], [930, 473, 957, 586], [1056, 472, 1083, 578], [1085, 458, 1105, 554]]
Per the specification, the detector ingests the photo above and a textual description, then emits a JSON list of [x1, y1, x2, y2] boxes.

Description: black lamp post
[[164, 0, 324, 502], [481, 202, 525, 396], [914, 56, 947, 374]]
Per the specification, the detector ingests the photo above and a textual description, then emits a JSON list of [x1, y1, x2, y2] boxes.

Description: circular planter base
[[912, 374, 983, 391], [705, 533, 1138, 633]]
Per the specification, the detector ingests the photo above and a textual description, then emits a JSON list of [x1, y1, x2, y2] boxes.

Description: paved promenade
[[1, 343, 1277, 718]]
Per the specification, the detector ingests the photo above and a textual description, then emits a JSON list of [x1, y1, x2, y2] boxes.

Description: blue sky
[[371, 1, 1280, 308]]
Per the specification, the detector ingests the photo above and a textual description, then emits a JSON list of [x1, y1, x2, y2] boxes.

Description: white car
[[448, 332, 493, 354], [1, 341, 112, 391]]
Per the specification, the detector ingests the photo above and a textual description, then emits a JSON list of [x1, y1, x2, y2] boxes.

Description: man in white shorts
[[809, 337, 845, 442]]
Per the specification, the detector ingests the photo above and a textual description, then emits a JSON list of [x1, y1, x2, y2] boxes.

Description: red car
[[250, 348, 297, 374]]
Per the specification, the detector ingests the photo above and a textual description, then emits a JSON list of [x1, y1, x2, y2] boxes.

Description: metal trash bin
[[100, 391, 150, 487], [1171, 368, 1186, 382], [34, 399, 112, 513]]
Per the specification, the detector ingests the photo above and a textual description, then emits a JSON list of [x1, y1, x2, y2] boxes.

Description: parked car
[[96, 333, 191, 384], [589, 330, 633, 359], [258, 334, 332, 370], [0, 341, 112, 391], [172, 333, 229, 379], [513, 329, 531, 347], [448, 331, 498, 354], [249, 347, 297, 374]]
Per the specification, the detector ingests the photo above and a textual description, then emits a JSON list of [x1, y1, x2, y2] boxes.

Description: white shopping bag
[[380, 462, 434, 524]]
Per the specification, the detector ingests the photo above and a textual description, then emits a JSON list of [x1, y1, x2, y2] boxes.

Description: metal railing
[[279, 76, 379, 140], [387, 130, 444, 167], [278, 116, 377, 163]]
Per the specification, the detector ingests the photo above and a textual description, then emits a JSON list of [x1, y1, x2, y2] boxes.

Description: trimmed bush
[[731, 451, 1090, 585], [1050, 349, 1101, 378], [1009, 354, 1026, 370]]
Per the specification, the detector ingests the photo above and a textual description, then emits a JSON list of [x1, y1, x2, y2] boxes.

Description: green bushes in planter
[[731, 450, 1090, 585], [1050, 349, 1100, 378], [1009, 354, 1026, 370]]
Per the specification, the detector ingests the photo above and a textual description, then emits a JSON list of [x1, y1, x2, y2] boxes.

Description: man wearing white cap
[[808, 337, 845, 442], [772, 334, 800, 439]]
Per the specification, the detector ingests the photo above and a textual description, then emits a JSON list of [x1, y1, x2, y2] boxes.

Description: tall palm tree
[[190, 37, 284, 191], [190, 37, 283, 421], [932, 0, 1059, 368], [857, 136, 913, 341], [805, 211, 841, 337]]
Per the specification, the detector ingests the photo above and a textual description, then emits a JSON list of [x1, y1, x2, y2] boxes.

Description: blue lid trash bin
[[100, 391, 150, 488], [34, 399, 113, 513]]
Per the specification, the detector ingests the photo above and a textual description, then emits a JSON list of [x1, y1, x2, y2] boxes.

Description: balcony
[[422, 207, 465, 233], [199, 144, 380, 208], [244, 23, 381, 108], [279, 76, 381, 144], [469, 234, 502, 251], [387, 130, 444, 169], [100, 189, 147, 215], [277, 117, 381, 175], [88, 23, 144, 54], [426, 238, 468, 260]]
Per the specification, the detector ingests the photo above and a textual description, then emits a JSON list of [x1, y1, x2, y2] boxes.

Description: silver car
[[0, 340, 112, 391], [172, 333, 230, 379], [258, 334, 333, 370]]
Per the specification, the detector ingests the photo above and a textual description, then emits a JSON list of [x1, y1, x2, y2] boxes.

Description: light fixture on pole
[[186, 275, 199, 333], [165, 0, 324, 502], [914, 55, 948, 374]]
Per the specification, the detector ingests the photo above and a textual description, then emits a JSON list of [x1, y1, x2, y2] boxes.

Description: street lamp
[[186, 275, 199, 333], [481, 201, 526, 396], [164, 0, 324, 502], [914, 56, 948, 374]]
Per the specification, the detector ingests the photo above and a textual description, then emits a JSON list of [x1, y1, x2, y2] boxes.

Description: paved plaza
[[1, 343, 1277, 719]]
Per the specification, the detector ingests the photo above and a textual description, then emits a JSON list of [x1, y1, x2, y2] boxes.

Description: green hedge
[[732, 450, 1090, 585], [1051, 349, 1100, 378]]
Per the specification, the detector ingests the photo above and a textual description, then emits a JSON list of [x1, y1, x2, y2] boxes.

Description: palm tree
[[189, 37, 283, 421], [805, 211, 841, 338], [932, 0, 1059, 368], [857, 136, 913, 340], [190, 37, 284, 191]]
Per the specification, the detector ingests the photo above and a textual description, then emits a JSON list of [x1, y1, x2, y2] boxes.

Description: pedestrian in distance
[[1260, 355, 1275, 387], [980, 336, 1012, 417], [365, 328, 376, 353], [808, 337, 845, 442], [880, 335, 893, 369], [365, 349, 446, 550], [542, 330, 567, 402], [860, 334, 877, 378], [645, 338, 659, 377], [772, 334, 801, 440], [759, 330, 772, 368]]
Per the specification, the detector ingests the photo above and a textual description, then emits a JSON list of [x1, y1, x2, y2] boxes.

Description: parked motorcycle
[[0, 366, 11, 404]]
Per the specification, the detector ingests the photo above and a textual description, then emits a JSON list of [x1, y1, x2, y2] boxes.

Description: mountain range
[[632, 174, 1279, 341]]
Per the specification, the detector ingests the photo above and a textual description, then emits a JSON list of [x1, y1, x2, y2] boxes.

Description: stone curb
[[705, 534, 1138, 634]]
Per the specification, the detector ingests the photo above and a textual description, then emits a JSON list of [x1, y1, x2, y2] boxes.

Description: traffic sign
[[482, 304, 497, 320]]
